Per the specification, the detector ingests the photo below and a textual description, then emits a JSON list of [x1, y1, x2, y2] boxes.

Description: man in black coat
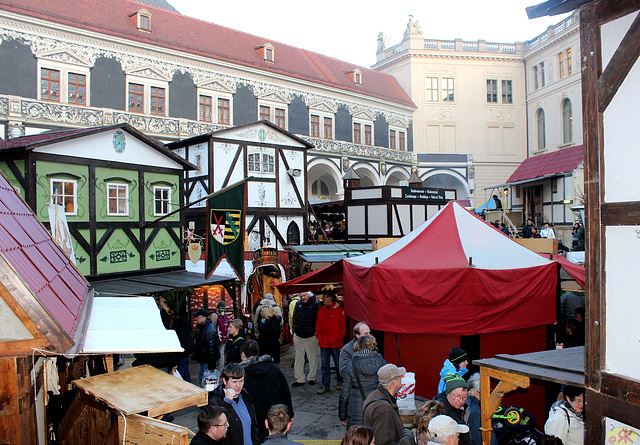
[[240, 340, 293, 443], [208, 363, 259, 445], [191, 405, 229, 445], [194, 308, 220, 387], [434, 375, 471, 445]]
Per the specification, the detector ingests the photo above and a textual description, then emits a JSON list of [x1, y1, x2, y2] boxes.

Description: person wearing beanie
[[437, 347, 469, 394], [434, 375, 471, 445]]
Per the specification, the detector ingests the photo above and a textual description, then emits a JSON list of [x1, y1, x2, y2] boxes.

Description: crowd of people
[[182, 291, 585, 445]]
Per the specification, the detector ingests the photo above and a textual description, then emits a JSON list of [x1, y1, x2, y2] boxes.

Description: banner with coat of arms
[[205, 181, 246, 281]]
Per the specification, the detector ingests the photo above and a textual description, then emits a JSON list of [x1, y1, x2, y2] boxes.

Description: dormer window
[[348, 68, 363, 85], [131, 8, 152, 32], [256, 43, 275, 62]]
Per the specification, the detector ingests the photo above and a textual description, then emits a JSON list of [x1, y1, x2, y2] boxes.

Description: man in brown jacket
[[363, 363, 406, 445]]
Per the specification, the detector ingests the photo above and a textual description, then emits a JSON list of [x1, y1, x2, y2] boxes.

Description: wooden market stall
[[59, 365, 207, 445], [474, 347, 584, 444]]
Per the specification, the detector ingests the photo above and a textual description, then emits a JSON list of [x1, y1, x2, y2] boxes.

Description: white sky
[[172, 0, 568, 67]]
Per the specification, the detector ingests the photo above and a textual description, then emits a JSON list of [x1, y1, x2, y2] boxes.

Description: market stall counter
[[59, 365, 207, 445]]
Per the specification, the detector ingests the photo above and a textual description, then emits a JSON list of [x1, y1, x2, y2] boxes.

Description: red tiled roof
[[507, 145, 584, 183], [0, 0, 415, 109], [0, 173, 88, 338], [0, 128, 96, 150]]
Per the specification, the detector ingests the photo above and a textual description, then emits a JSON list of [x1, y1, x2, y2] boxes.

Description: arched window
[[537, 109, 546, 150], [287, 221, 300, 245], [311, 179, 330, 197], [562, 99, 573, 143]]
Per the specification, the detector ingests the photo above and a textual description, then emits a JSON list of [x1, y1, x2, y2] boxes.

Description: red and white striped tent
[[279, 201, 558, 335]]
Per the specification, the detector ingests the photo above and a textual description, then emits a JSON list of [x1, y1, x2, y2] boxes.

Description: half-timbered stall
[[0, 123, 194, 280], [169, 121, 311, 255]]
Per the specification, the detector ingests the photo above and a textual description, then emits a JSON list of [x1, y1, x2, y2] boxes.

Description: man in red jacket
[[315, 293, 346, 394]]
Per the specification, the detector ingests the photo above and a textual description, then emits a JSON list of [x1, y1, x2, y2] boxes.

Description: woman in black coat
[[225, 318, 246, 364], [339, 335, 387, 428], [257, 306, 281, 363]]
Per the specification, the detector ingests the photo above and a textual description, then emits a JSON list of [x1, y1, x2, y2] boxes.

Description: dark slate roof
[[0, 172, 88, 338], [0, 124, 196, 170], [0, 0, 415, 109], [507, 145, 583, 183]]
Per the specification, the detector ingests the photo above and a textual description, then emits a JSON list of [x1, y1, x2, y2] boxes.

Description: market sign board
[[401, 186, 446, 202]]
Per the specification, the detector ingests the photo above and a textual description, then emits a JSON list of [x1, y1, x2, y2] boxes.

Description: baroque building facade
[[0, 0, 416, 208], [373, 17, 527, 206]]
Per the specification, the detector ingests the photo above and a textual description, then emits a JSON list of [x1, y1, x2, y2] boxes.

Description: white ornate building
[[373, 17, 528, 206]]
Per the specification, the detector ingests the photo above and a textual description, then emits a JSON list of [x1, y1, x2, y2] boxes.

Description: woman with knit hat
[[437, 347, 469, 394]]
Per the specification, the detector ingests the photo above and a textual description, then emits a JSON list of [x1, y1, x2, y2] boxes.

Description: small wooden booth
[[474, 347, 584, 445], [59, 365, 207, 445]]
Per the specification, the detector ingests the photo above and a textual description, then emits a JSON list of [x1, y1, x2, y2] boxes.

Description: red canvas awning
[[278, 202, 558, 335]]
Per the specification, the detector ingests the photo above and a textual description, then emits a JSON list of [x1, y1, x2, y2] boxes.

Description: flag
[[47, 202, 76, 265], [205, 181, 245, 281]]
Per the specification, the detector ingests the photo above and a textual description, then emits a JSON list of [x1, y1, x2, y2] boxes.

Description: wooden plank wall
[[118, 414, 189, 445], [0, 356, 39, 445]]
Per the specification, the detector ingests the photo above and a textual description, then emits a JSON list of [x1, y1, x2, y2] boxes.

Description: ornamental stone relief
[[304, 136, 415, 164], [426, 107, 456, 122], [0, 22, 413, 129], [486, 108, 513, 123], [36, 49, 92, 67], [21, 100, 104, 125], [113, 112, 180, 134], [0, 98, 8, 115]]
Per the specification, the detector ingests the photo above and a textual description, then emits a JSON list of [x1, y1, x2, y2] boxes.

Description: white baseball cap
[[428, 415, 469, 439]]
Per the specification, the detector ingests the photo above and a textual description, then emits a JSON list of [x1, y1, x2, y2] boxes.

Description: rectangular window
[[275, 108, 286, 129], [68, 73, 86, 105], [487, 79, 498, 103], [248, 153, 260, 172], [323, 117, 333, 140], [150, 86, 165, 115], [399, 131, 406, 150], [51, 180, 76, 215], [266, 48, 273, 62], [389, 129, 396, 149], [199, 95, 212, 122], [260, 105, 270, 121], [353, 123, 361, 144], [567, 48, 572, 75], [154, 186, 171, 216], [310, 115, 320, 137], [364, 124, 372, 145], [442, 78, 455, 102], [107, 184, 129, 216], [262, 154, 275, 173], [533, 66, 539, 90], [426, 77, 439, 102], [41, 68, 60, 102], [558, 52, 565, 79], [502, 80, 513, 104], [140, 15, 150, 31], [128, 83, 144, 113], [194, 153, 202, 173], [218, 98, 230, 125], [540, 62, 545, 87]]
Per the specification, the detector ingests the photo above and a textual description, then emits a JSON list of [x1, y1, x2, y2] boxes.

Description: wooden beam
[[597, 12, 640, 112], [580, 3, 605, 396], [479, 366, 530, 445], [601, 201, 640, 225]]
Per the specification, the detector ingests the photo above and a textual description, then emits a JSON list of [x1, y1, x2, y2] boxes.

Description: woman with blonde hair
[[257, 305, 282, 363], [398, 400, 446, 445], [339, 335, 386, 428]]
